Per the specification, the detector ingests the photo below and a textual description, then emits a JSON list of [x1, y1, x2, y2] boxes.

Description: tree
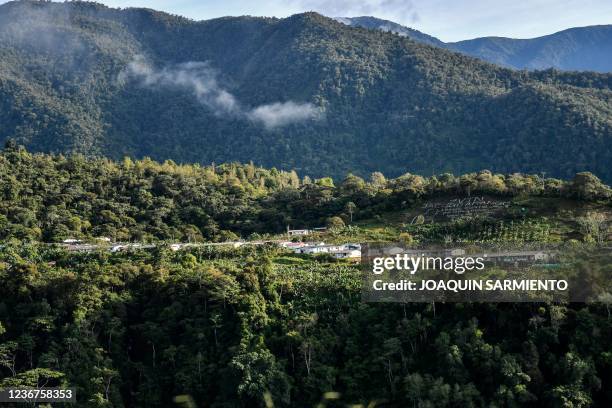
[[571, 172, 610, 200], [460, 174, 478, 197], [345, 202, 357, 223], [370, 172, 387, 189], [341, 174, 366, 194], [577, 212, 608, 243], [326, 216, 345, 230], [315, 177, 334, 188]]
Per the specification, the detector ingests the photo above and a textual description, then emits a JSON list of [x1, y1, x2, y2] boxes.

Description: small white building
[[296, 244, 343, 254], [293, 243, 361, 259], [288, 229, 310, 236], [63, 239, 81, 244], [287, 226, 326, 237], [333, 249, 362, 259], [279, 241, 308, 249]]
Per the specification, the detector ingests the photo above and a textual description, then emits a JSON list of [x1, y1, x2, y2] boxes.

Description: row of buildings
[[286, 227, 327, 237], [280, 241, 362, 259], [62, 237, 553, 265], [61, 237, 556, 265], [60, 238, 362, 259]]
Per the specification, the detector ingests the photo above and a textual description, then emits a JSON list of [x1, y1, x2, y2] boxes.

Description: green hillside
[[0, 147, 611, 407], [0, 144, 610, 244], [0, 0, 611, 180]]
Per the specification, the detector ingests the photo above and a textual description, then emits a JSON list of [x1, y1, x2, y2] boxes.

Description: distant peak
[[335, 16, 445, 47]]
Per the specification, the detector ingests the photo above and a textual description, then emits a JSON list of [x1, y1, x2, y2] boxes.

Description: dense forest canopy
[[0, 241, 612, 408], [0, 147, 610, 407], [0, 0, 611, 180], [0, 144, 610, 244], [0, 226, 610, 407]]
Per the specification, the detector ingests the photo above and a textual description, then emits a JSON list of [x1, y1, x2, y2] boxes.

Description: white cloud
[[248, 101, 320, 129], [120, 56, 320, 128], [119, 57, 239, 115]]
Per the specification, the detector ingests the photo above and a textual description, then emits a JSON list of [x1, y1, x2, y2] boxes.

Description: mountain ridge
[[334, 16, 445, 48], [338, 16, 612, 72], [0, 1, 611, 181]]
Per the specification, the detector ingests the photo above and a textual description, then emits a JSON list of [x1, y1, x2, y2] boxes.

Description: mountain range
[[338, 16, 612, 72], [0, 0, 611, 181]]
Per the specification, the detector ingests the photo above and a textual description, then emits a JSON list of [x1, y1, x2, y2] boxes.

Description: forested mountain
[[1, 1, 612, 181], [339, 16, 612, 72]]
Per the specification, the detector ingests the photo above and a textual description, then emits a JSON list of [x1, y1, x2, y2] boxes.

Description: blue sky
[[4, 0, 612, 41]]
